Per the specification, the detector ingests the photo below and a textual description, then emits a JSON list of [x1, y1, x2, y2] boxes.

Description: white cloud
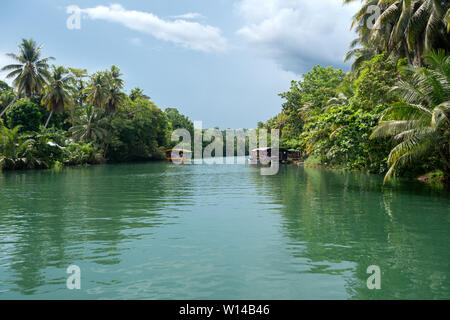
[[170, 13, 204, 20], [235, 0, 360, 73], [77, 4, 227, 52]]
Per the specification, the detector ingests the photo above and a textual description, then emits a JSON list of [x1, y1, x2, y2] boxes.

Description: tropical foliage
[[0, 38, 192, 172], [69, 105, 108, 143], [165, 107, 194, 136], [41, 66, 73, 127], [260, 0, 450, 186], [344, 0, 449, 68], [105, 98, 170, 162], [0, 39, 53, 117], [6, 99, 42, 132], [371, 50, 450, 182]]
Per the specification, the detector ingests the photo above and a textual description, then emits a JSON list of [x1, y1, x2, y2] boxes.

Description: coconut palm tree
[[344, 1, 403, 69], [83, 66, 125, 114], [410, 0, 449, 54], [41, 66, 73, 128], [70, 105, 108, 142], [370, 50, 450, 183], [345, 40, 378, 72], [0, 39, 53, 117], [104, 66, 125, 114], [109, 65, 124, 88], [130, 87, 150, 101], [345, 0, 449, 68], [104, 84, 126, 114], [84, 72, 109, 111], [369, 0, 449, 66], [68, 67, 88, 127]]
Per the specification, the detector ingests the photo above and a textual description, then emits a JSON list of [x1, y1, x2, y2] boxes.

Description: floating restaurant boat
[[164, 149, 192, 164], [248, 147, 289, 165], [287, 149, 304, 161]]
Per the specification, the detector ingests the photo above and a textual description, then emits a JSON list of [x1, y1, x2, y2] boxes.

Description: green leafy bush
[[63, 142, 104, 165], [0, 126, 62, 170], [106, 98, 170, 162], [6, 99, 42, 132], [300, 105, 390, 173], [350, 53, 399, 111]]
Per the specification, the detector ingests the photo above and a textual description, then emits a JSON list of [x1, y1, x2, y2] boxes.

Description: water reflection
[[0, 162, 196, 295], [251, 166, 450, 299], [0, 161, 449, 299]]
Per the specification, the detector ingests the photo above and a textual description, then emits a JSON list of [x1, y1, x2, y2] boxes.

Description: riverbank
[[258, 51, 450, 189], [297, 154, 449, 189], [3, 152, 448, 190]]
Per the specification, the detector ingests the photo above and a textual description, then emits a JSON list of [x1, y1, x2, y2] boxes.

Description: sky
[[0, 0, 361, 129]]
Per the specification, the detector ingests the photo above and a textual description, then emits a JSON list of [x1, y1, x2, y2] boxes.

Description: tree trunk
[[44, 110, 54, 128], [0, 96, 18, 118], [413, 40, 423, 67], [402, 38, 413, 65]]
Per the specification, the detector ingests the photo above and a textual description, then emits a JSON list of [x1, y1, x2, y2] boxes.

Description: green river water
[[0, 159, 449, 299]]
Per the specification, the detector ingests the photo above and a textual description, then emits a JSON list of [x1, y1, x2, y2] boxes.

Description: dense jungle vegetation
[[259, 0, 449, 185], [0, 39, 198, 171]]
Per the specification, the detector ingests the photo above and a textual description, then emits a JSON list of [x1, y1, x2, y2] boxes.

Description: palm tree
[[83, 66, 125, 114], [68, 67, 88, 127], [104, 84, 126, 114], [345, 41, 378, 72], [345, 1, 449, 68], [130, 87, 150, 101], [410, 0, 449, 56], [109, 65, 124, 88], [84, 72, 107, 109], [41, 66, 73, 128], [0, 39, 53, 117], [104, 66, 125, 114], [370, 50, 450, 183], [69, 105, 108, 142], [344, 0, 386, 68]]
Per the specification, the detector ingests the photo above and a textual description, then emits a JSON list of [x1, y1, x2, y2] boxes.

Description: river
[[0, 159, 449, 299]]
